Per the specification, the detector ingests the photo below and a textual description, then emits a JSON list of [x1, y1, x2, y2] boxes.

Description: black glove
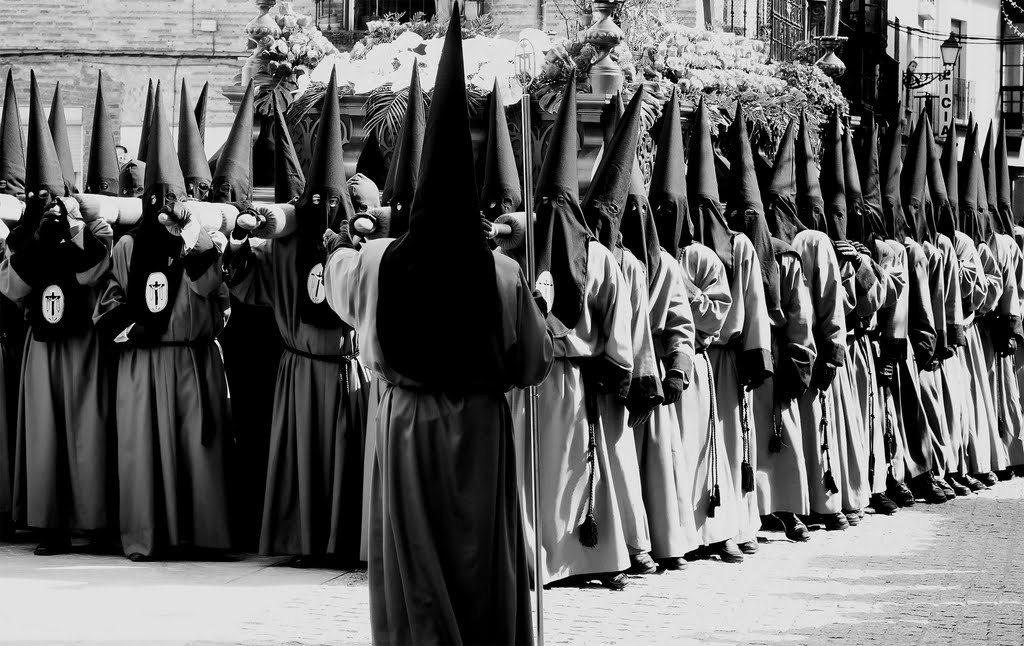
[[775, 374, 806, 403], [532, 289, 549, 318], [627, 405, 655, 429], [810, 361, 838, 391], [833, 240, 860, 264], [662, 371, 687, 405], [36, 212, 70, 245], [323, 219, 354, 255], [937, 344, 956, 361], [876, 359, 895, 385]]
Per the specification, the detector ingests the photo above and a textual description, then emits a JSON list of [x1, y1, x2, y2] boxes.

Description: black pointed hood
[[178, 81, 212, 200], [0, 70, 25, 196], [996, 119, 1016, 232], [138, 79, 155, 162], [901, 113, 932, 242], [981, 121, 1011, 236], [24, 72, 66, 202], [620, 156, 661, 288], [851, 115, 887, 245], [648, 87, 692, 258], [194, 81, 209, 142], [959, 116, 988, 242], [764, 117, 806, 244], [881, 109, 911, 240], [583, 86, 644, 253], [273, 98, 304, 203], [726, 102, 780, 316], [356, 130, 388, 189], [377, 2, 503, 392], [480, 79, 522, 220], [688, 98, 734, 273], [381, 63, 425, 238], [48, 82, 78, 193], [210, 81, 253, 203], [795, 111, 825, 232], [932, 118, 959, 240], [86, 72, 119, 196], [819, 111, 847, 240]]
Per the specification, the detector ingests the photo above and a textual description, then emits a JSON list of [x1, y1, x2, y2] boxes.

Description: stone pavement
[[2, 479, 1024, 645]]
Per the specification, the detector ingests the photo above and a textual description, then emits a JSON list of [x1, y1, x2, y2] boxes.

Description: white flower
[[392, 30, 424, 51]]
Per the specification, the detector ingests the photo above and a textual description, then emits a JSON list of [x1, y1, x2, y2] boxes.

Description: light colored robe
[[708, 233, 772, 544], [0, 219, 113, 532], [636, 249, 697, 560], [227, 235, 369, 559], [94, 231, 232, 557], [325, 240, 551, 646]]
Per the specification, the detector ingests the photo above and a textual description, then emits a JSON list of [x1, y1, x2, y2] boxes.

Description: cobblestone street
[[2, 478, 1024, 645]]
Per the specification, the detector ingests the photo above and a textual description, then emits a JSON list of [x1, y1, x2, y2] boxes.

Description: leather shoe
[[997, 468, 1015, 481], [972, 471, 998, 487], [908, 474, 947, 504], [777, 512, 811, 542], [34, 539, 71, 556], [887, 482, 916, 507], [843, 510, 862, 526], [599, 572, 630, 590], [958, 473, 987, 492], [944, 475, 971, 497], [809, 512, 849, 531], [711, 539, 745, 563], [660, 557, 687, 571], [934, 475, 957, 500], [628, 551, 658, 575], [737, 539, 758, 555], [869, 493, 899, 515]]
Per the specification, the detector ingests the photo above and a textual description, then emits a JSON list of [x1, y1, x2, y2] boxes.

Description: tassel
[[768, 433, 783, 454], [741, 461, 754, 493], [868, 453, 876, 485], [578, 513, 599, 548], [824, 469, 839, 494], [707, 484, 721, 517]]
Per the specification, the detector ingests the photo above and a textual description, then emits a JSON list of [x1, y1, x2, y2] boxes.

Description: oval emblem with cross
[[41, 285, 65, 324], [307, 263, 326, 304], [536, 270, 555, 312], [145, 272, 170, 313]]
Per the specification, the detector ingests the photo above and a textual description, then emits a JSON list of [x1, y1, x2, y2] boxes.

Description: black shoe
[[660, 557, 687, 571], [972, 471, 999, 487], [126, 552, 151, 562], [760, 514, 786, 533], [776, 512, 811, 542], [933, 476, 956, 500], [34, 539, 71, 556], [958, 473, 987, 492], [997, 468, 1015, 481], [809, 512, 850, 531], [628, 551, 658, 575], [683, 546, 708, 562], [711, 539, 745, 563], [0, 515, 13, 542], [887, 482, 916, 507], [944, 475, 971, 497], [737, 539, 758, 555], [909, 474, 947, 504], [599, 572, 630, 590], [869, 493, 899, 515], [1013, 466, 1024, 478], [843, 510, 862, 526]]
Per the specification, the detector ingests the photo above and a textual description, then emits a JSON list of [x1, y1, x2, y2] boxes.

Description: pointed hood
[[620, 157, 661, 288], [24, 72, 66, 202], [480, 79, 522, 220], [971, 123, 993, 242], [929, 116, 958, 240], [177, 81, 212, 199], [273, 98, 305, 203], [687, 98, 734, 273], [795, 111, 825, 232], [531, 76, 590, 331], [381, 63, 425, 238], [881, 109, 910, 240], [819, 111, 847, 240], [996, 119, 1016, 232], [901, 112, 932, 242], [981, 121, 1011, 235], [648, 88, 692, 258], [764, 118, 806, 244], [583, 86, 644, 253], [142, 84, 185, 211], [85, 72, 119, 196], [0, 70, 26, 196], [725, 102, 780, 316], [48, 82, 78, 193], [194, 81, 209, 142], [356, 130, 388, 189], [377, 2, 503, 392], [210, 81, 253, 203], [850, 115, 886, 245], [138, 79, 155, 162], [959, 116, 987, 242]]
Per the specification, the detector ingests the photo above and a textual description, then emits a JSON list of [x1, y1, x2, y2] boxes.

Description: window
[[1001, 0, 1024, 132], [951, 19, 971, 122], [316, 0, 435, 32]]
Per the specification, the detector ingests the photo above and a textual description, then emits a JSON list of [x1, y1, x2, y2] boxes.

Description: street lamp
[[903, 32, 962, 89]]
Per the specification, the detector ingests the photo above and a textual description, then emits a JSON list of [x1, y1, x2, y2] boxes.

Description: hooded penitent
[[881, 110, 912, 241], [137, 79, 155, 162], [853, 115, 888, 246], [924, 115, 956, 240], [958, 117, 988, 242], [901, 114, 933, 243], [48, 82, 78, 194], [119, 160, 146, 198], [981, 121, 1013, 236], [85, 72, 119, 196], [381, 64, 424, 239], [620, 158, 661, 289], [125, 83, 189, 337], [355, 131, 388, 189], [210, 82, 254, 204], [940, 116, 960, 237], [725, 102, 781, 316], [0, 70, 25, 196], [295, 68, 354, 328], [795, 111, 825, 233], [529, 76, 590, 333], [687, 98, 734, 273], [995, 119, 1016, 232], [377, 3, 503, 391], [480, 79, 522, 220], [178, 81, 212, 200], [194, 81, 209, 143], [273, 98, 305, 203], [764, 118, 807, 245], [648, 87, 692, 259], [819, 111, 847, 241], [582, 86, 644, 255]]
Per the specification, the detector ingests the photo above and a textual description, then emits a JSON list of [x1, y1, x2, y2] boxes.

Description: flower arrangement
[[251, 2, 340, 117]]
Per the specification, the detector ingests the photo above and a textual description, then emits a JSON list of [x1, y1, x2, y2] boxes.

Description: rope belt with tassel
[[578, 387, 601, 548], [819, 388, 839, 495], [706, 358, 721, 517], [866, 345, 877, 486], [284, 345, 360, 395], [739, 373, 754, 494]]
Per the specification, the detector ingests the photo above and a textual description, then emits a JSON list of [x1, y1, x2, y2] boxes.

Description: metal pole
[[516, 38, 543, 646]]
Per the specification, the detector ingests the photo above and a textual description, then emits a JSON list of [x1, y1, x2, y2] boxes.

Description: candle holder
[[815, 35, 847, 79], [584, 0, 625, 96], [242, 0, 282, 87]]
